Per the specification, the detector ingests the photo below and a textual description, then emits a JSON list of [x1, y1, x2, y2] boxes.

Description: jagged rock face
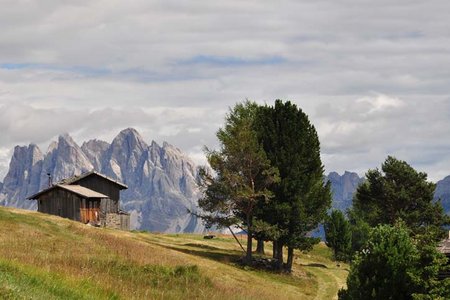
[[41, 134, 94, 184], [326, 171, 364, 211], [435, 176, 450, 214], [0, 144, 43, 209], [81, 139, 110, 170], [0, 128, 204, 233]]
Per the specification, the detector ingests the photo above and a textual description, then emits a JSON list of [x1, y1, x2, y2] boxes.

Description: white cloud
[[0, 1, 449, 182], [357, 94, 405, 113]]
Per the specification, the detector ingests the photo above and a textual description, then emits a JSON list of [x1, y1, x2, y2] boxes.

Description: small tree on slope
[[325, 210, 352, 262]]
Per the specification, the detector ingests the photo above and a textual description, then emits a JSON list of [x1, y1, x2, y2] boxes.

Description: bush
[[339, 223, 449, 300]]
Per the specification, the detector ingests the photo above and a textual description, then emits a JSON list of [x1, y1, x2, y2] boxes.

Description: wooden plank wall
[[76, 176, 121, 201], [76, 176, 120, 212], [37, 188, 82, 221]]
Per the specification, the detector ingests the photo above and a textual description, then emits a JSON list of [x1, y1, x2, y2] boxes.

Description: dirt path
[[297, 258, 348, 300]]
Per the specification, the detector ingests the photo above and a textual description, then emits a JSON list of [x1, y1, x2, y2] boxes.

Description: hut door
[[80, 199, 100, 224]]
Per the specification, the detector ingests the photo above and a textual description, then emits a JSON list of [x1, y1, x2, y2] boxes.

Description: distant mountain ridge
[[0, 131, 448, 233], [434, 175, 450, 215], [326, 171, 450, 215], [0, 128, 204, 233]]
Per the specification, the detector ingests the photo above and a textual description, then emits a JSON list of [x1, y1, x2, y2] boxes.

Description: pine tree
[[324, 210, 352, 261], [255, 100, 331, 272], [197, 101, 279, 265], [352, 156, 448, 241]]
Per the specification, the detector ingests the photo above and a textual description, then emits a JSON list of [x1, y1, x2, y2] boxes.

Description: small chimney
[[47, 173, 52, 187]]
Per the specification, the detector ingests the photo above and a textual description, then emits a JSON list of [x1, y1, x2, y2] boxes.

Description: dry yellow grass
[[0, 207, 347, 299]]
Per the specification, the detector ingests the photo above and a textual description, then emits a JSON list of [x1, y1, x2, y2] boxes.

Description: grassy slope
[[0, 207, 348, 299]]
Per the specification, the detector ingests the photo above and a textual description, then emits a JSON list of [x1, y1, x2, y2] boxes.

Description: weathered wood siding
[[37, 188, 82, 221], [75, 176, 121, 200], [75, 176, 120, 212]]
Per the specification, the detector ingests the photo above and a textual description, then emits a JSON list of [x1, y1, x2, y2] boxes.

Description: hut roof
[[27, 184, 108, 200], [59, 171, 128, 189]]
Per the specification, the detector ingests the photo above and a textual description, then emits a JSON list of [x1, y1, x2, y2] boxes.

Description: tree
[[352, 156, 448, 241], [255, 100, 331, 272], [338, 223, 450, 300], [198, 101, 279, 265], [347, 210, 371, 254], [324, 210, 352, 261]]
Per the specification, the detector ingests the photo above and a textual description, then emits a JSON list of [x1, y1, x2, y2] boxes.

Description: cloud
[[314, 95, 450, 181], [0, 1, 449, 182]]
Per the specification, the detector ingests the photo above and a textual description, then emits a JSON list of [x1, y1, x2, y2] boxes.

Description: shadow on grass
[[162, 244, 243, 264], [183, 243, 223, 251], [301, 263, 328, 269]]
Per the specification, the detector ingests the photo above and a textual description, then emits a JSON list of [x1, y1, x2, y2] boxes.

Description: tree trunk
[[273, 240, 278, 259], [256, 238, 265, 255], [286, 247, 294, 273], [274, 242, 284, 271], [245, 216, 253, 265]]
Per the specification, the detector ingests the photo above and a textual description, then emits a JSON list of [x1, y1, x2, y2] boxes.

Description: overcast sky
[[1, 1, 450, 181]]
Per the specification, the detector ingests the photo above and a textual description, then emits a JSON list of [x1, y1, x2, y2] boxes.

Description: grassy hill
[[0, 207, 348, 299]]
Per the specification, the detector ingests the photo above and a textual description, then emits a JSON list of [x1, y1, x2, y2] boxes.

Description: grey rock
[[435, 175, 450, 214], [0, 128, 205, 233], [326, 171, 364, 211], [81, 139, 110, 170], [0, 144, 43, 209]]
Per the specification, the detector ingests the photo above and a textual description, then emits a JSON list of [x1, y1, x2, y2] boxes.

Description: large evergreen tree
[[352, 156, 448, 241], [197, 101, 279, 264], [255, 100, 331, 272]]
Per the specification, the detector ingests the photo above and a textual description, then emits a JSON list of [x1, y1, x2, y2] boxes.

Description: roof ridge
[[60, 170, 128, 189]]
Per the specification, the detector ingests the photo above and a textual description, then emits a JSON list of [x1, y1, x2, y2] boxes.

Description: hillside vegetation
[[0, 207, 347, 299]]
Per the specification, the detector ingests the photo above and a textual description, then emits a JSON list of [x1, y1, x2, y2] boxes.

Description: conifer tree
[[352, 156, 448, 241], [325, 210, 352, 261], [255, 100, 331, 272], [198, 101, 279, 265]]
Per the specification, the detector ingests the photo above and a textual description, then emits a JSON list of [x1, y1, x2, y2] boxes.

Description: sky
[[1, 0, 450, 181]]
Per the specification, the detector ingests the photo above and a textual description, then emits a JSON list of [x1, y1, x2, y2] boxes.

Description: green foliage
[[339, 223, 450, 300], [325, 210, 352, 261], [255, 100, 331, 271], [198, 100, 280, 263], [199, 99, 330, 271], [352, 156, 448, 240], [347, 210, 371, 254]]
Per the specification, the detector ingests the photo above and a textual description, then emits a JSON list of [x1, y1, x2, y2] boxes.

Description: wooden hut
[[28, 171, 130, 230]]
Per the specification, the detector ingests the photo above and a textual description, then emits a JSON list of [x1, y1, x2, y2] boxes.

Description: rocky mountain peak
[[434, 175, 450, 214], [51, 133, 93, 179], [1, 144, 44, 208], [81, 139, 110, 170], [326, 171, 364, 211], [0, 128, 203, 233], [46, 140, 58, 154], [113, 128, 148, 150]]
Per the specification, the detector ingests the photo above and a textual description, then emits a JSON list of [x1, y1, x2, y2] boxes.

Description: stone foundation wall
[[105, 213, 130, 230]]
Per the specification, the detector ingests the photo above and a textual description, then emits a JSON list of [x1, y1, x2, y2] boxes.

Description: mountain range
[[0, 128, 203, 232], [0, 128, 448, 233]]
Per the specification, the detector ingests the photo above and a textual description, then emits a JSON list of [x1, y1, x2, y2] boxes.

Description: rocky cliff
[[435, 176, 450, 215], [0, 128, 204, 233], [326, 171, 364, 211]]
